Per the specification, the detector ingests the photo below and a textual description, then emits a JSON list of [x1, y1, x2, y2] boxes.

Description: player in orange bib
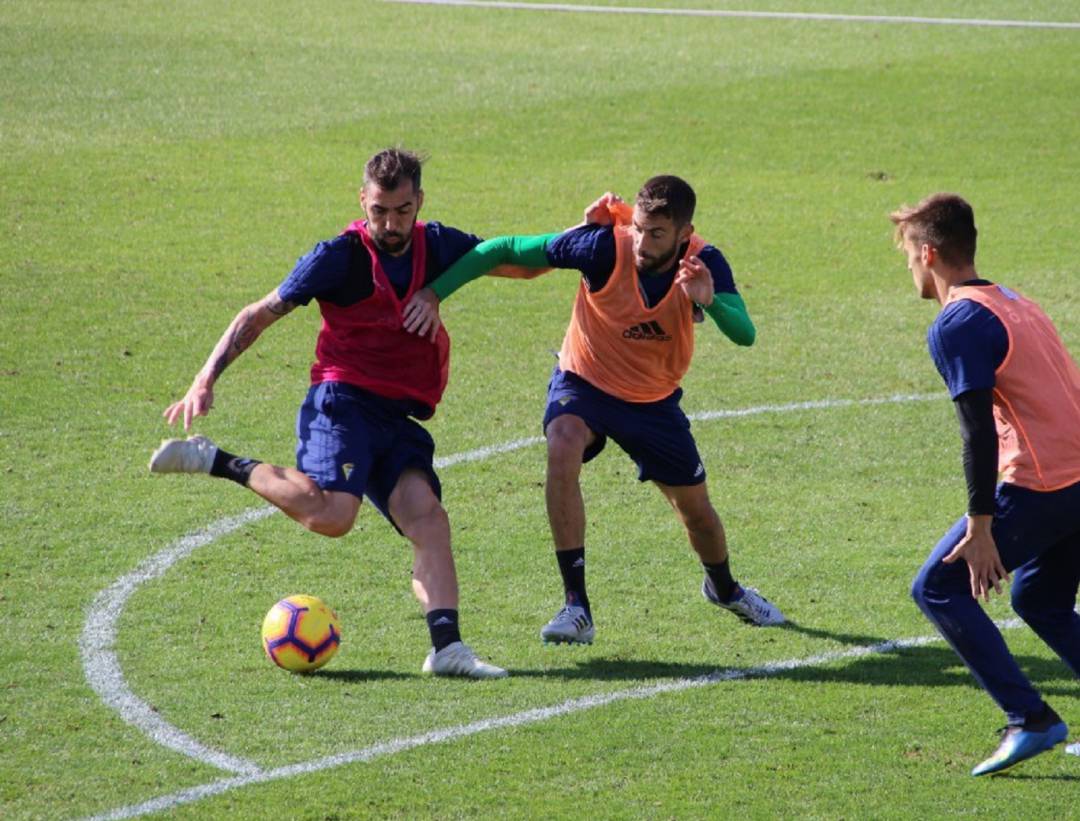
[[893, 194, 1080, 775], [403, 175, 785, 646]]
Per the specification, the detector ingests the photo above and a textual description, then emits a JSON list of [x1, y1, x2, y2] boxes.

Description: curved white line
[[81, 392, 946, 779], [85, 619, 1024, 820], [79, 508, 275, 775], [383, 0, 1080, 31]]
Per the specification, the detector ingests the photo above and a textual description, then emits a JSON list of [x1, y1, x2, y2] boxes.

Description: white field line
[[687, 391, 942, 422], [435, 392, 945, 466], [82, 391, 946, 812], [86, 619, 1025, 821], [79, 507, 276, 775], [383, 0, 1080, 30]]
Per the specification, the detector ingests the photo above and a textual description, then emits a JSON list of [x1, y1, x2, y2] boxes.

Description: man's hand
[[675, 255, 714, 307], [402, 287, 442, 342], [163, 379, 214, 432], [583, 192, 624, 225], [942, 514, 1010, 601]]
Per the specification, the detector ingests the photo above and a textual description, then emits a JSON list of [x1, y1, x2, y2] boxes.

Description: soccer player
[[149, 148, 513, 679], [892, 193, 1080, 774], [402, 176, 785, 646]]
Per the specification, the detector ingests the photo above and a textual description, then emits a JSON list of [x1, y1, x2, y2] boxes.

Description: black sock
[[1023, 703, 1060, 730], [210, 449, 261, 487], [556, 547, 591, 617], [426, 609, 462, 653], [703, 559, 737, 603]]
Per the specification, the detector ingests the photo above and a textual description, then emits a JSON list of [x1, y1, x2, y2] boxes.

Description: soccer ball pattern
[[261, 594, 341, 673]]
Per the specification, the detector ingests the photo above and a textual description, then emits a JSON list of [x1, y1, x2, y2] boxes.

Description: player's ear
[[678, 221, 694, 244], [921, 243, 935, 266], [416, 188, 424, 214]]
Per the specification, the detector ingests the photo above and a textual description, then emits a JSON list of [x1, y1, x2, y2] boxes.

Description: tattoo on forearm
[[230, 309, 258, 354], [206, 298, 290, 382], [266, 297, 296, 317], [208, 351, 230, 381]]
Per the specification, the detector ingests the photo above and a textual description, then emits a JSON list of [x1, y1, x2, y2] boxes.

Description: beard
[[634, 245, 678, 275], [371, 228, 410, 254]]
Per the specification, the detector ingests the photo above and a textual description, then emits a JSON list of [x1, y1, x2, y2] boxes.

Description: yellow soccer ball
[[261, 594, 341, 673]]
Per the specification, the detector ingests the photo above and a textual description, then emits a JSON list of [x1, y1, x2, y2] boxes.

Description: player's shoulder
[[930, 297, 1001, 351], [549, 223, 614, 253], [296, 233, 356, 271], [936, 295, 994, 329], [424, 220, 479, 243], [546, 224, 616, 274], [695, 242, 736, 293], [697, 243, 730, 267]]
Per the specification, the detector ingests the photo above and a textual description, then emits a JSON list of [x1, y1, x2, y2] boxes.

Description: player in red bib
[[149, 149, 509, 678], [893, 193, 1080, 774]]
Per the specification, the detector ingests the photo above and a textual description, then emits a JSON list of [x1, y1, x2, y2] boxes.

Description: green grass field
[[3, 1, 1080, 817]]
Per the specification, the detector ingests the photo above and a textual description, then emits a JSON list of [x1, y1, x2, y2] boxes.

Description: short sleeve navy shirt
[[278, 221, 482, 305], [928, 284, 1010, 399], [545, 225, 737, 308]]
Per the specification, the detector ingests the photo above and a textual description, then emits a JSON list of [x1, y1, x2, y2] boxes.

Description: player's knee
[[910, 566, 931, 610], [399, 499, 448, 543], [910, 563, 950, 615], [303, 497, 358, 538], [546, 423, 587, 469], [307, 512, 356, 538]]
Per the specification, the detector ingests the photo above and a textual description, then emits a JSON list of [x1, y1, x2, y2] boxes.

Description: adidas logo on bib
[[622, 321, 672, 341]]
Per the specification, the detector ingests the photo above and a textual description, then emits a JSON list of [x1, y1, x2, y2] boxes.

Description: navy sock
[[426, 609, 462, 653], [210, 449, 261, 487], [1022, 702, 1059, 730], [556, 547, 591, 617], [703, 559, 737, 603]]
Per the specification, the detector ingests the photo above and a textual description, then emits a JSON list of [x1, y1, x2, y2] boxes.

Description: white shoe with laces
[[540, 604, 595, 645], [422, 641, 508, 679], [703, 578, 785, 626], [149, 435, 218, 474], [1067, 742, 1080, 756]]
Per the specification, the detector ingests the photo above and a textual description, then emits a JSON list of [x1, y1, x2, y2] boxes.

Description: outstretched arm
[[431, 233, 558, 300], [403, 193, 626, 341], [163, 289, 297, 430], [402, 233, 558, 340]]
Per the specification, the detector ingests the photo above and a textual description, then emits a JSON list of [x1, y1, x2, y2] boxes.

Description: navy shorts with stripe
[[542, 367, 705, 486], [296, 381, 442, 526]]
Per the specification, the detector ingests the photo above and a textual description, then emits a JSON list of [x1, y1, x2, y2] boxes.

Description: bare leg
[[655, 480, 728, 563], [545, 414, 596, 550], [387, 469, 458, 612], [247, 463, 360, 538]]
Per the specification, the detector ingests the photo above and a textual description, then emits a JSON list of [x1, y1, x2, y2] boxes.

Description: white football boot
[[1067, 742, 1080, 756], [149, 435, 218, 474], [422, 641, 508, 679], [703, 578, 785, 626], [540, 604, 595, 645]]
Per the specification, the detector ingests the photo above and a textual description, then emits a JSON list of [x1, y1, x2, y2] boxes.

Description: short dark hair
[[363, 148, 424, 192], [890, 193, 977, 266], [635, 175, 696, 227]]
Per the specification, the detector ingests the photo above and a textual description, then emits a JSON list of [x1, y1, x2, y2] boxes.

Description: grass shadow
[[315, 668, 417, 682], [509, 638, 1078, 697], [999, 772, 1080, 782]]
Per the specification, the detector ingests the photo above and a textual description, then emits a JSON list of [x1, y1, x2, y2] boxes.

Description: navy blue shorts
[[295, 382, 442, 525], [542, 367, 705, 486]]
